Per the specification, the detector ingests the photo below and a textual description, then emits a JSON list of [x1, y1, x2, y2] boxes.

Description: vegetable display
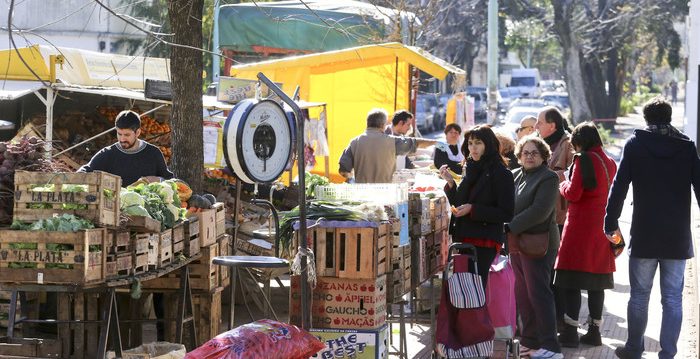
[[0, 136, 71, 225], [278, 200, 368, 258], [121, 179, 187, 229], [305, 172, 329, 198], [9, 213, 97, 269]]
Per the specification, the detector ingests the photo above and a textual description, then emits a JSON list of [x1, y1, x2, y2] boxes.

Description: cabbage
[[120, 190, 145, 209], [123, 205, 151, 218], [146, 182, 175, 204], [166, 203, 181, 221]]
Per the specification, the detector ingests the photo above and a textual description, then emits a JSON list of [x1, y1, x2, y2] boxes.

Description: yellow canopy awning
[[231, 42, 464, 80], [0, 45, 51, 82]]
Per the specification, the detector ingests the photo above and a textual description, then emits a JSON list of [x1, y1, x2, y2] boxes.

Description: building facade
[[0, 0, 145, 54]]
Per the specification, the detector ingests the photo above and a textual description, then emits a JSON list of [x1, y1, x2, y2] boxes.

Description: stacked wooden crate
[[105, 230, 133, 278], [407, 192, 450, 288], [386, 220, 411, 303], [0, 171, 120, 285], [290, 221, 390, 355], [143, 203, 227, 345]]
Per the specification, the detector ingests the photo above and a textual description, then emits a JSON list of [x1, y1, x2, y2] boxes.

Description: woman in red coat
[[554, 123, 617, 348]]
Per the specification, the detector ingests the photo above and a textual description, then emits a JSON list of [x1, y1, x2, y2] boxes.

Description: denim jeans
[[625, 257, 686, 359]]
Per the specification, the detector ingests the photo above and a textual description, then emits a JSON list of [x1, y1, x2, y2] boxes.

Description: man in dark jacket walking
[[605, 97, 700, 359]]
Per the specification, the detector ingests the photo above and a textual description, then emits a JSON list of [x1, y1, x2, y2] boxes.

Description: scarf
[[543, 127, 565, 148], [446, 144, 465, 164], [646, 123, 686, 139]]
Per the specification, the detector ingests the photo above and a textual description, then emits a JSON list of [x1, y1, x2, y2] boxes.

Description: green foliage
[[596, 124, 612, 146]]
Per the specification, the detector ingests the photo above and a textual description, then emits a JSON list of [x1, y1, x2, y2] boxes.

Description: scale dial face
[[223, 99, 293, 184]]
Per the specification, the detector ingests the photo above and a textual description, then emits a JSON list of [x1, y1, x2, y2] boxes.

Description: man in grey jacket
[[339, 108, 447, 183]]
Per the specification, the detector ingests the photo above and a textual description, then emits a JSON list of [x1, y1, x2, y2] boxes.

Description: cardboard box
[[290, 275, 386, 329], [309, 325, 388, 359]]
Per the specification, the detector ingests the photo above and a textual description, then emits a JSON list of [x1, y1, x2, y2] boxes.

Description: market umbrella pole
[[256, 72, 310, 329]]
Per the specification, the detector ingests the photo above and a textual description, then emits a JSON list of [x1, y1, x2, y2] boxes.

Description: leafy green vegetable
[[278, 200, 368, 258], [120, 189, 146, 209], [11, 214, 94, 232], [305, 172, 330, 198]]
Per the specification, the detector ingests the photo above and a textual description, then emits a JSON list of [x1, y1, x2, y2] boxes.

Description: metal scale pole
[[256, 73, 310, 329]]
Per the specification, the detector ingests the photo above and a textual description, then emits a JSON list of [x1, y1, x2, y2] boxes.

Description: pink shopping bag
[[486, 255, 516, 338]]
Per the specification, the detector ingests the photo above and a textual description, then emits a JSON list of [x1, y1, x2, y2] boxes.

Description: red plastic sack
[[185, 319, 325, 359]]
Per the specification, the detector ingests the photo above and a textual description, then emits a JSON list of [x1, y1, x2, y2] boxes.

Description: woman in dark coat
[[555, 123, 617, 347], [507, 136, 563, 359], [434, 123, 465, 174], [439, 125, 515, 287]]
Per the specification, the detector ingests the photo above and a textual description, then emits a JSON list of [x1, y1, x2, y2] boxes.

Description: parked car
[[498, 98, 547, 138], [498, 87, 522, 117], [415, 93, 443, 133], [467, 86, 488, 123], [539, 80, 566, 93], [540, 91, 570, 112]]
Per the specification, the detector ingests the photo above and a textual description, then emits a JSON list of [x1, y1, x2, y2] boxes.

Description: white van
[[510, 68, 541, 98]]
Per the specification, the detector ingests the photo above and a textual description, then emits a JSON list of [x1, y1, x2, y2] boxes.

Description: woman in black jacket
[[439, 125, 515, 286], [434, 123, 465, 174]]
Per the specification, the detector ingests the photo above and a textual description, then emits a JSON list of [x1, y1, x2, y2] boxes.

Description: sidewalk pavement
[[395, 104, 699, 358]]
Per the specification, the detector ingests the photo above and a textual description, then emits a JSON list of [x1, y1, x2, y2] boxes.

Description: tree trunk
[[168, 0, 204, 193], [552, 0, 593, 124]]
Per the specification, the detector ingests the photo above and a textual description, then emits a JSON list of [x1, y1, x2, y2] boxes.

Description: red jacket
[[555, 146, 617, 274]]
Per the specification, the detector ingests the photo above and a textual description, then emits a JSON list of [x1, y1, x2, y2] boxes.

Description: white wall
[[686, 0, 699, 143], [0, 0, 144, 54]]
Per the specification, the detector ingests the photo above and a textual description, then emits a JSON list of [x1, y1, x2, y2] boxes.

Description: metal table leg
[[228, 266, 237, 330]]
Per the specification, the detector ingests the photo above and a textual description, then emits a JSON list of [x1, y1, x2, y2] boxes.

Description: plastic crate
[[315, 183, 408, 204]]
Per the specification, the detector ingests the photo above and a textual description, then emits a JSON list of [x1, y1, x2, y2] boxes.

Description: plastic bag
[[184, 319, 325, 359]]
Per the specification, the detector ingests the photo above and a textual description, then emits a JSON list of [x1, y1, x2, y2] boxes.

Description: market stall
[[229, 42, 466, 183]]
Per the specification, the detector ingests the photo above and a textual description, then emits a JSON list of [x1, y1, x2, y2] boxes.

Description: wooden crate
[[147, 229, 173, 269], [0, 337, 62, 358], [0, 229, 106, 285], [134, 252, 148, 274], [197, 203, 224, 247], [13, 170, 121, 227], [124, 215, 161, 233], [163, 288, 222, 347], [218, 235, 231, 287], [235, 234, 274, 257], [143, 242, 218, 291], [105, 252, 133, 278], [184, 217, 201, 256], [192, 288, 222, 345], [109, 229, 130, 254], [290, 275, 387, 329], [214, 203, 226, 238], [293, 223, 389, 279]]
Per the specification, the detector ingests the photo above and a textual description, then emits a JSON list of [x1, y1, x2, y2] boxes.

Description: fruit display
[[0, 136, 71, 225], [205, 168, 237, 184]]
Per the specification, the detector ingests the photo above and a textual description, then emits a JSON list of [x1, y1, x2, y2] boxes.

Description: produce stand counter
[[0, 253, 201, 359]]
